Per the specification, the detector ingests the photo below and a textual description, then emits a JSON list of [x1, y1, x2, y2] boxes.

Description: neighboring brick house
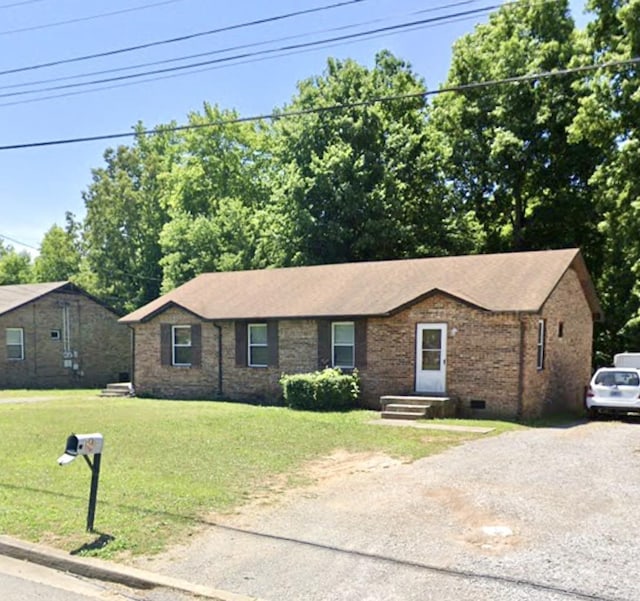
[[0, 282, 131, 389], [120, 249, 602, 418]]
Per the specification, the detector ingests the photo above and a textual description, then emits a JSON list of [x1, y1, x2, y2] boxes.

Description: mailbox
[[57, 432, 104, 532], [58, 433, 104, 465]]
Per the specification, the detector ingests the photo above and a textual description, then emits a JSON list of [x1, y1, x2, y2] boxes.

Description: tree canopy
[[15, 0, 640, 362]]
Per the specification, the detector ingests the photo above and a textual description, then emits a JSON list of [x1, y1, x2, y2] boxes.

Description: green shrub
[[280, 368, 360, 411]]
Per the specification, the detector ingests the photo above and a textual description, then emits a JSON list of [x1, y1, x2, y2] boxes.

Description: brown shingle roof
[[0, 281, 68, 316], [120, 249, 602, 323]]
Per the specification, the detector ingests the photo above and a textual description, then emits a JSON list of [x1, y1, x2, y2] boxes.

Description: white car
[[585, 367, 640, 418]]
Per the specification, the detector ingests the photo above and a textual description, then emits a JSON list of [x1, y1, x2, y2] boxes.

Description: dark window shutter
[[160, 324, 172, 366], [191, 323, 202, 367], [354, 319, 367, 369], [317, 320, 331, 369], [235, 321, 247, 367], [267, 320, 279, 367]]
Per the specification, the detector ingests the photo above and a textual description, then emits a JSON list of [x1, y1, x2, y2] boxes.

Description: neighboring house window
[[172, 325, 192, 366], [537, 319, 546, 370], [6, 328, 24, 360], [332, 322, 355, 369], [248, 323, 268, 367]]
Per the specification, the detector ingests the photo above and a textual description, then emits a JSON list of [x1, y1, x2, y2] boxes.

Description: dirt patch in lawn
[[211, 450, 403, 525]]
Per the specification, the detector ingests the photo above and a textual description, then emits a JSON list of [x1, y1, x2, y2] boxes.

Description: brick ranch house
[[0, 281, 131, 389], [120, 248, 602, 419]]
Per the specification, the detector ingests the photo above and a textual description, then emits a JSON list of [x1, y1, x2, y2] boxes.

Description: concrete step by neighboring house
[[380, 395, 455, 420], [100, 382, 135, 398]]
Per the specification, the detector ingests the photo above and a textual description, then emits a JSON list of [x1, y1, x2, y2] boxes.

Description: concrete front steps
[[100, 382, 135, 398], [380, 395, 455, 420]]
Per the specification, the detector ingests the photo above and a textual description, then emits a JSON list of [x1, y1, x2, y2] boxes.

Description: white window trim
[[332, 321, 355, 369], [172, 325, 192, 367], [537, 319, 546, 370], [248, 323, 268, 367], [6, 327, 24, 361]]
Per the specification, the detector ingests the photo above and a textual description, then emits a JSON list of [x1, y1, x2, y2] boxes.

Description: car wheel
[[587, 407, 599, 420]]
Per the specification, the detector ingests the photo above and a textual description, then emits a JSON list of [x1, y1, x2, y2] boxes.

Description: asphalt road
[[137, 419, 640, 601]]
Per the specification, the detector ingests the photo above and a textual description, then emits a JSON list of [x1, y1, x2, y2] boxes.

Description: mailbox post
[[57, 433, 104, 532]]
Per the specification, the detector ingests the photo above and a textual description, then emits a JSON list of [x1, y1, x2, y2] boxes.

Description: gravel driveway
[[137, 420, 640, 601]]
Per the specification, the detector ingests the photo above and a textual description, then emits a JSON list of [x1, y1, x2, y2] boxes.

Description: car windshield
[[595, 371, 640, 387]]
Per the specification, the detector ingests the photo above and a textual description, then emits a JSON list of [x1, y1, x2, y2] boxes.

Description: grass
[[0, 391, 522, 559]]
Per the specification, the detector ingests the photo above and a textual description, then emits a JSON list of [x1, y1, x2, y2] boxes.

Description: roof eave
[[119, 300, 206, 324]]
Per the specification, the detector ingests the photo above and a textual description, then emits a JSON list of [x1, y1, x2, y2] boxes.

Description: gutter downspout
[[516, 314, 526, 421], [129, 326, 135, 388], [213, 323, 223, 397]]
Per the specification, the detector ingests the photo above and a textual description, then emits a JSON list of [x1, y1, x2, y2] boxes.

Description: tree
[[33, 213, 82, 282], [428, 0, 602, 258], [81, 125, 180, 312], [159, 200, 258, 291], [569, 0, 640, 362], [158, 104, 272, 290], [265, 50, 478, 267], [0, 241, 32, 285]]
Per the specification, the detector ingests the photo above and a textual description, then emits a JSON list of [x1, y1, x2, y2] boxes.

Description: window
[[317, 320, 366, 370], [248, 324, 268, 367], [332, 322, 355, 368], [235, 321, 278, 368], [595, 370, 640, 387], [50, 329, 61, 340], [558, 322, 564, 339], [537, 319, 546, 370], [172, 325, 192, 366], [6, 328, 24, 360]]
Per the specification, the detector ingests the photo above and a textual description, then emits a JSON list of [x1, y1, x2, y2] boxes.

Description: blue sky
[[0, 0, 590, 255]]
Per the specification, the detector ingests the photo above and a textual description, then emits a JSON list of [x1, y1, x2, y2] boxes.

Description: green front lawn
[[0, 392, 520, 558]]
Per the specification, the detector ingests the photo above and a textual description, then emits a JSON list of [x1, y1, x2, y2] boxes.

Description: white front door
[[415, 323, 447, 393]]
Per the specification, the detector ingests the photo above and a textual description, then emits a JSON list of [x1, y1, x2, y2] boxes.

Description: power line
[[0, 1, 479, 92], [1, 55, 637, 151], [0, 14, 481, 109], [0, 0, 369, 77], [0, 232, 39, 250], [0, 0, 559, 105], [0, 0, 188, 36], [0, 0, 45, 8], [0, 4, 500, 100]]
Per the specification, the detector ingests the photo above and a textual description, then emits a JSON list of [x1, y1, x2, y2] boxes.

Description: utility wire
[[0, 0, 570, 108], [0, 14, 479, 108], [0, 0, 479, 92], [0, 4, 501, 100], [0, 0, 45, 8], [0, 0, 188, 36], [1, 56, 637, 151], [0, 232, 39, 250], [0, 0, 369, 77]]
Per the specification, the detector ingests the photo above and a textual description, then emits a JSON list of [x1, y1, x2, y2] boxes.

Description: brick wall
[[133, 312, 318, 400], [133, 307, 217, 398], [134, 296, 523, 415], [361, 293, 522, 415], [520, 268, 593, 417], [0, 290, 131, 389]]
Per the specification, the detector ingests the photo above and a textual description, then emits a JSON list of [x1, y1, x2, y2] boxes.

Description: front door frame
[[415, 323, 447, 393]]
